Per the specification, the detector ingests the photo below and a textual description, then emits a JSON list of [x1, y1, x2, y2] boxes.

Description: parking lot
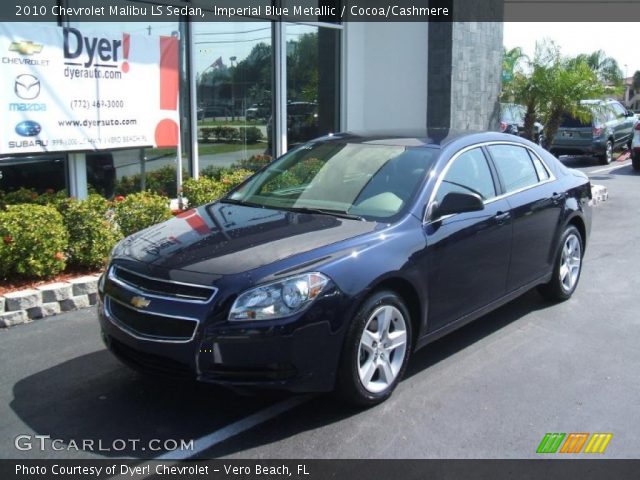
[[1, 155, 638, 460]]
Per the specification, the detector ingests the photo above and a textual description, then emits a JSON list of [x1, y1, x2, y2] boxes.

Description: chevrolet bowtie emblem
[[130, 296, 151, 309], [9, 40, 44, 55]]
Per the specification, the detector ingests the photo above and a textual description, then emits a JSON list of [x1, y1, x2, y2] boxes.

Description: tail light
[[499, 121, 508, 133], [634, 123, 640, 131], [592, 126, 604, 137]]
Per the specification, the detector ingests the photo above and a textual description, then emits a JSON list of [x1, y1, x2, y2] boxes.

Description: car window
[[488, 145, 540, 193], [436, 148, 496, 203], [528, 151, 550, 181], [610, 102, 627, 118]]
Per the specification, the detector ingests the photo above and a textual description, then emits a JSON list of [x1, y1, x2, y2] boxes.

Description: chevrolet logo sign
[[130, 296, 151, 309], [9, 40, 44, 55]]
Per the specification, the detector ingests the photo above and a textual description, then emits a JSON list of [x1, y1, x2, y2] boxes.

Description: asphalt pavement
[[1, 155, 639, 460]]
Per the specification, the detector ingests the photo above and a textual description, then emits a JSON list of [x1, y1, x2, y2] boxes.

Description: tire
[[598, 140, 613, 165], [538, 225, 583, 302], [633, 151, 640, 171], [336, 290, 412, 407]]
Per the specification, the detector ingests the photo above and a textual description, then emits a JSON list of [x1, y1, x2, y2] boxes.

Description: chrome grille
[[109, 265, 215, 302], [106, 297, 198, 342]]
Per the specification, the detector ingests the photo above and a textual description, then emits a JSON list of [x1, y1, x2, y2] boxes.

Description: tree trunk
[[523, 101, 536, 142]]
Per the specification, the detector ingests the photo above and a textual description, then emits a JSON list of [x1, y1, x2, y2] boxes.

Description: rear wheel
[[598, 140, 613, 165], [336, 290, 412, 407], [538, 225, 583, 301], [632, 151, 640, 171]]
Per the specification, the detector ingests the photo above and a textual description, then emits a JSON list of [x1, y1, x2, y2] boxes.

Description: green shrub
[[0, 187, 40, 206], [221, 169, 253, 190], [182, 176, 226, 208], [182, 169, 253, 208], [232, 154, 272, 172], [114, 191, 172, 237], [0, 204, 68, 280], [115, 165, 186, 197], [238, 126, 263, 144], [57, 195, 122, 269]]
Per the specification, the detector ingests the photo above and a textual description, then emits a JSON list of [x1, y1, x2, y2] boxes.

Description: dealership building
[[0, 1, 503, 199]]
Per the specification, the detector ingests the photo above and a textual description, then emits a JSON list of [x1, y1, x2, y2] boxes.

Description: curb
[[0, 274, 101, 328]]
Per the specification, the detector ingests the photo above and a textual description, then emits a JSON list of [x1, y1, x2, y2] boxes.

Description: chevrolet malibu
[[98, 132, 592, 406]]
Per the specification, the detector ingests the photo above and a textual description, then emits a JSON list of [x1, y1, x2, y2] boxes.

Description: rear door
[[486, 144, 564, 290]]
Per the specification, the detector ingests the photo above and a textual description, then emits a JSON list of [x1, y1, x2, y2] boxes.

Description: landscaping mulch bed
[[0, 268, 101, 296]]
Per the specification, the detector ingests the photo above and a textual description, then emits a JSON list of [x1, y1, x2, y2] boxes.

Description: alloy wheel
[[559, 233, 581, 292], [357, 305, 408, 393]]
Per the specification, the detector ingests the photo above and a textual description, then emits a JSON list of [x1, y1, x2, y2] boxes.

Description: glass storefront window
[[192, 20, 274, 175], [286, 24, 340, 148]]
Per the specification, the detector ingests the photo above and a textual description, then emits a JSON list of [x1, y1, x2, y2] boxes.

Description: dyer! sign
[[0, 24, 179, 154]]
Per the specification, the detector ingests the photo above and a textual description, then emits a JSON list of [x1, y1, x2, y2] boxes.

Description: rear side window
[[488, 145, 540, 193], [528, 151, 550, 181], [436, 148, 496, 202]]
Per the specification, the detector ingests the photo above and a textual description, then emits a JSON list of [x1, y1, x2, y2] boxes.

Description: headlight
[[229, 273, 329, 321]]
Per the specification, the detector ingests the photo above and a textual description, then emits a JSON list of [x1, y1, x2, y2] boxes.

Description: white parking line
[[588, 160, 631, 175], [107, 394, 314, 480], [155, 394, 314, 460]]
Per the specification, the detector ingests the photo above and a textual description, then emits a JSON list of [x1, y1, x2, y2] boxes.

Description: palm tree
[[507, 41, 605, 145], [572, 50, 623, 87]]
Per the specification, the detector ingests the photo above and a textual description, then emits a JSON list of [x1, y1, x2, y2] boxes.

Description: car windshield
[[226, 141, 439, 221]]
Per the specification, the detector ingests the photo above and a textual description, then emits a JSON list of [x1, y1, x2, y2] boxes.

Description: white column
[[67, 152, 88, 200], [274, 21, 287, 157]]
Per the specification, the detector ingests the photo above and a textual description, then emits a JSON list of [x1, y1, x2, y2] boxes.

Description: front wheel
[[538, 225, 583, 301], [336, 290, 412, 407], [632, 151, 640, 171]]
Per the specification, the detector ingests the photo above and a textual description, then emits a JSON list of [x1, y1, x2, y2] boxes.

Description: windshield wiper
[[218, 198, 265, 209], [282, 206, 365, 221]]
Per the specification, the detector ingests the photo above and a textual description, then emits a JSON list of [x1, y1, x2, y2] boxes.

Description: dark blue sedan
[[98, 132, 592, 406]]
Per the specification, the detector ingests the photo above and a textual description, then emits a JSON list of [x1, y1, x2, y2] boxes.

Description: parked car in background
[[630, 122, 640, 170], [549, 99, 636, 165], [500, 103, 544, 145], [99, 131, 592, 406], [245, 103, 270, 121]]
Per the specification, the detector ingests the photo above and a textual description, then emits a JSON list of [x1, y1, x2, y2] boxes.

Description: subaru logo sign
[[15, 120, 41, 137]]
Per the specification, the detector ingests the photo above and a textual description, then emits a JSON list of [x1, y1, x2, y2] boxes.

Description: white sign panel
[[0, 23, 179, 155]]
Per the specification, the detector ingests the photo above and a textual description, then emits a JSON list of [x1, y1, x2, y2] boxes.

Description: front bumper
[[98, 270, 348, 393]]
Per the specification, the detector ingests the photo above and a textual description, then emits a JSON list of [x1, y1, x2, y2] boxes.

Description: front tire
[[336, 290, 412, 407], [538, 225, 583, 301], [632, 151, 640, 171]]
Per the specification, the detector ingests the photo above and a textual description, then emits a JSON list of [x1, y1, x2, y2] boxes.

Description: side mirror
[[432, 192, 484, 219], [627, 110, 636, 117]]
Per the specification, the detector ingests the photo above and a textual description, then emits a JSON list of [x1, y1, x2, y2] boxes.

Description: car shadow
[[9, 352, 287, 458], [200, 290, 557, 458], [10, 291, 556, 459]]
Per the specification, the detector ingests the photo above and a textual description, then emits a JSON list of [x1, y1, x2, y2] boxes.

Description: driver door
[[424, 147, 513, 333]]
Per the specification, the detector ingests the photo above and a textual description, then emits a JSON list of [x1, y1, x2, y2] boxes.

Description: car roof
[[318, 130, 526, 148]]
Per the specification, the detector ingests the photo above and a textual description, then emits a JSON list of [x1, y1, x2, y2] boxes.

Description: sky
[[503, 22, 640, 79]]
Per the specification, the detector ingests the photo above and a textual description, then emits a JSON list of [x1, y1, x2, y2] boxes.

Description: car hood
[[113, 202, 377, 276]]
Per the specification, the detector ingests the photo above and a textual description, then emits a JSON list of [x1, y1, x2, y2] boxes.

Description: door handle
[[495, 211, 511, 223], [552, 192, 566, 203]]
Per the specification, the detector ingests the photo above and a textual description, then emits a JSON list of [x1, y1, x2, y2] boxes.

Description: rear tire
[[538, 225, 583, 301], [335, 290, 412, 407], [632, 151, 640, 171], [598, 140, 613, 165]]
